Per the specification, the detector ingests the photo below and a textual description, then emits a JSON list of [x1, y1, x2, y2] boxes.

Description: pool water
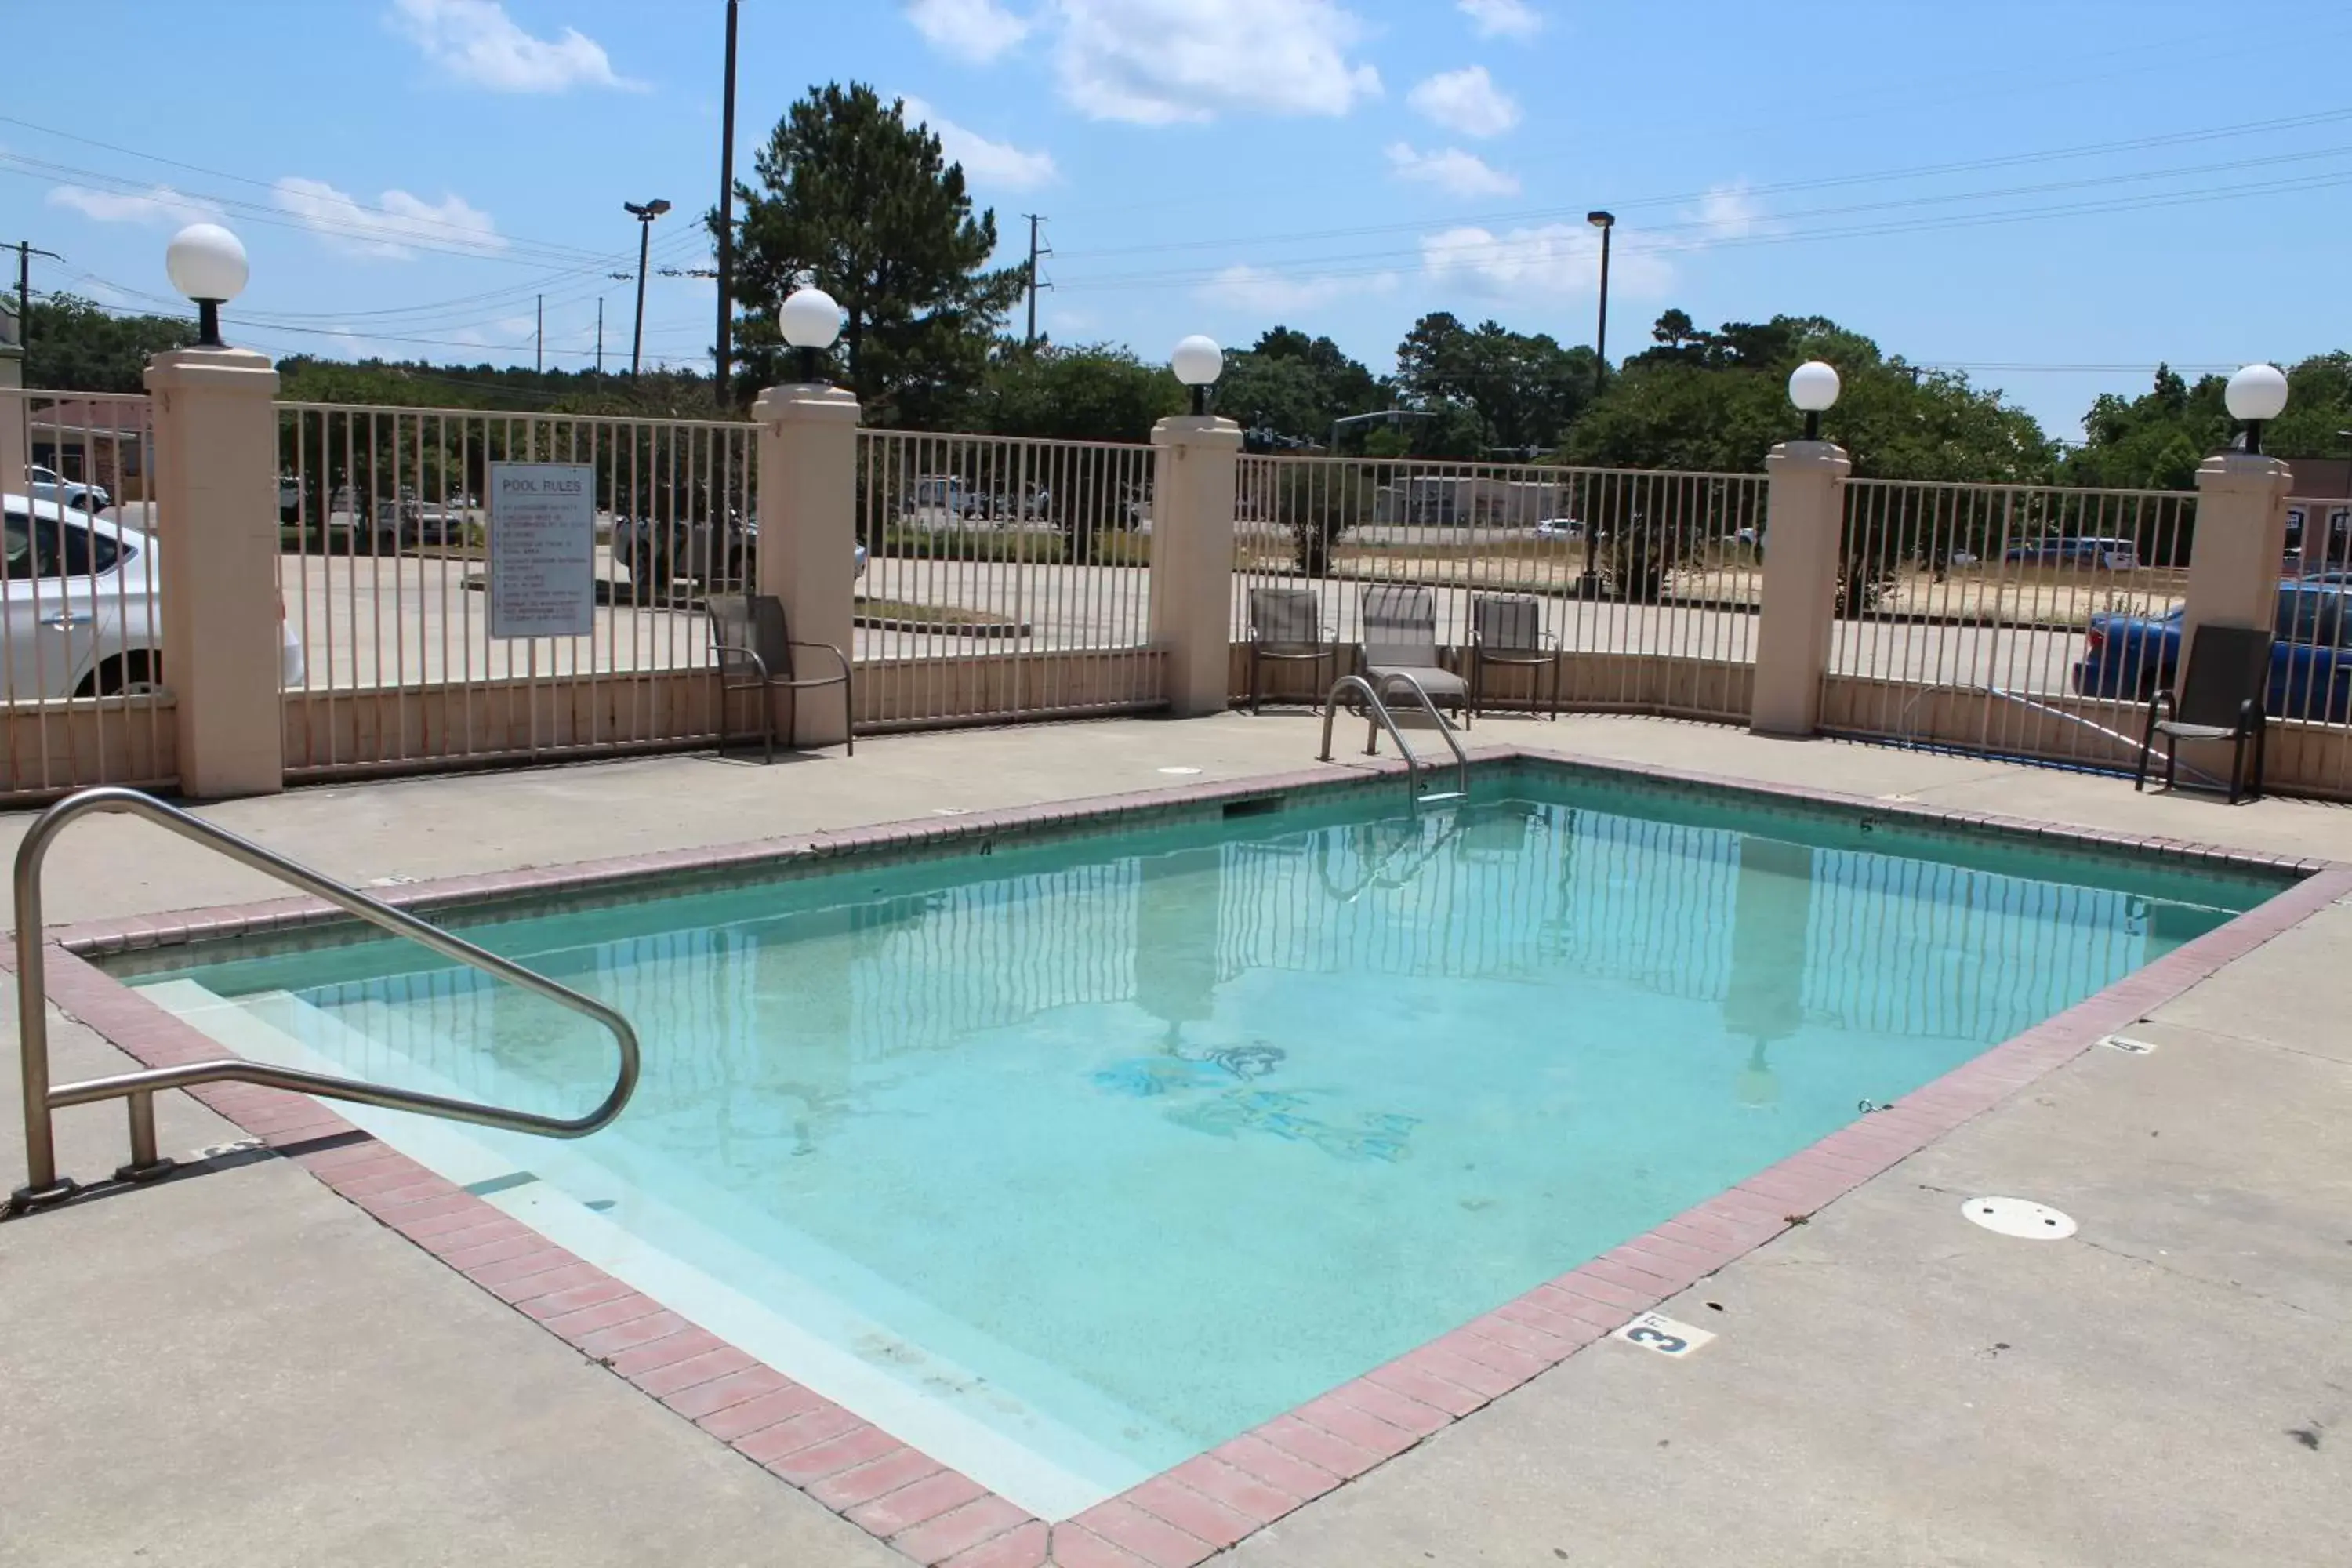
[[133, 772, 2281, 1515]]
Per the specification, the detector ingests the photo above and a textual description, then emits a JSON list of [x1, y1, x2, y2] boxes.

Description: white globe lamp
[[779, 286, 842, 383], [1788, 361, 1840, 441], [1171, 335, 1224, 416], [165, 223, 249, 347], [2224, 363, 2289, 455]]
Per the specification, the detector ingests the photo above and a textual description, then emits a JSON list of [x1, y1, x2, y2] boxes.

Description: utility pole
[[596, 298, 604, 375], [714, 0, 741, 401], [1023, 213, 1051, 348], [622, 199, 670, 376], [13, 241, 63, 360], [535, 293, 544, 374]]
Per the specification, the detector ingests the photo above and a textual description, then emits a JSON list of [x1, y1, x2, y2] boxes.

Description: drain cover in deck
[[1962, 1196, 2077, 1239]]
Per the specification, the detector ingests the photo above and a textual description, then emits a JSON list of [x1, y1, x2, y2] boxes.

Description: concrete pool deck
[[2, 713, 2348, 1566]]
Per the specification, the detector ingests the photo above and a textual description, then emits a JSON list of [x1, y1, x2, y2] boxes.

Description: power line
[[0, 112, 626, 263], [1053, 161, 2352, 294], [1053, 104, 2352, 265]]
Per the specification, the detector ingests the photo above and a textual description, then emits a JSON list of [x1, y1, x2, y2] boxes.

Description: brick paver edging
[[14, 753, 2345, 1567]]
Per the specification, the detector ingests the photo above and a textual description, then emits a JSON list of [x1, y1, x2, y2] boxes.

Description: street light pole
[[623, 198, 671, 376], [714, 0, 740, 401], [1586, 210, 1614, 400]]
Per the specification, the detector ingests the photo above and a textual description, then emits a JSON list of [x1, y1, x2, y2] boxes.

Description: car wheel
[[2137, 665, 2163, 703], [634, 543, 671, 594], [78, 652, 164, 699]]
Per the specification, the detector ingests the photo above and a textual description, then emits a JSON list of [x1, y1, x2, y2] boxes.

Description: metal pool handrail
[[1318, 674, 1470, 806], [9, 786, 640, 1213]]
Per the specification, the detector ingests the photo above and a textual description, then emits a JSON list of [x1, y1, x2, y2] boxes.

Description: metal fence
[[0, 389, 172, 800], [2272, 492, 2352, 779], [1231, 455, 1766, 715], [1823, 479, 2197, 767], [277, 402, 757, 775], [854, 429, 1160, 728]]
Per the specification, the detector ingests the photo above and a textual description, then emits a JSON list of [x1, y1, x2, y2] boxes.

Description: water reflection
[[256, 797, 2202, 1152], [1722, 837, 1815, 1109]]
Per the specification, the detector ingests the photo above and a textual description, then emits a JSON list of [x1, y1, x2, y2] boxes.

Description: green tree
[[2060, 365, 2227, 492], [1394, 311, 1597, 453], [23, 296, 195, 391], [1217, 326, 1385, 446], [724, 83, 1025, 426], [977, 343, 1185, 443]]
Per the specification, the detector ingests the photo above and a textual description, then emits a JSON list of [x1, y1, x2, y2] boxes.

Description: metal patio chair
[[2135, 622, 2270, 804], [1469, 593, 1563, 720], [1360, 584, 1468, 726], [707, 593, 855, 763], [1245, 587, 1338, 713]]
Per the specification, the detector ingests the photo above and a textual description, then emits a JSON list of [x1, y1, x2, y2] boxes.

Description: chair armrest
[[788, 640, 854, 681], [713, 640, 770, 683]]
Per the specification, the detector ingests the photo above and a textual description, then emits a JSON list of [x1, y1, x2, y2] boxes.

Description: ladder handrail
[[1316, 674, 1471, 805], [1369, 672, 1472, 801], [11, 786, 640, 1211]]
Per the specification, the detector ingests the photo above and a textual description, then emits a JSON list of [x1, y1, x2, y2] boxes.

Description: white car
[[3, 492, 302, 699], [27, 463, 110, 514]]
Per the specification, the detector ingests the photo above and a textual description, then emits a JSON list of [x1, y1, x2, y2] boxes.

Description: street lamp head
[[1171, 334, 1223, 416], [1788, 359, 1840, 441], [624, 199, 673, 220], [1586, 210, 1615, 229], [2226, 363, 2288, 455], [2225, 362, 2288, 419], [780, 285, 841, 383], [165, 223, 249, 348]]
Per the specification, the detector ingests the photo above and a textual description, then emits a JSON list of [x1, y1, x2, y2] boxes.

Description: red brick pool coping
[[14, 750, 2347, 1568]]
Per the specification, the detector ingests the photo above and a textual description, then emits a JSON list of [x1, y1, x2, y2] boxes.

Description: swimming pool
[[122, 763, 2286, 1519]]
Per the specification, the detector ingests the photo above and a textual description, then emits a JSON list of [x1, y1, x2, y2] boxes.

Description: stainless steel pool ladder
[[1318, 674, 1470, 808], [8, 786, 641, 1214]]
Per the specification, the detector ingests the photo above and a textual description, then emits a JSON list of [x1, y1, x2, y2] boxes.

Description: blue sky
[[6, 0, 2350, 438]]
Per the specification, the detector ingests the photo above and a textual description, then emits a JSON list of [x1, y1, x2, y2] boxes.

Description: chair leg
[[2163, 734, 2178, 793], [1548, 655, 1563, 720], [763, 684, 777, 766], [1250, 648, 1261, 715], [2252, 723, 2267, 801], [1469, 653, 1482, 722]]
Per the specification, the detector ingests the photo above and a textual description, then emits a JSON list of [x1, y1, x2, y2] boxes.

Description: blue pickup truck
[[2071, 579, 2352, 722]]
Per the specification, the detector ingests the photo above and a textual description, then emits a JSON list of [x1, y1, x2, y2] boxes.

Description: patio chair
[[1246, 587, 1338, 713], [1359, 584, 1468, 727], [1469, 593, 1562, 720], [707, 593, 855, 764], [2134, 622, 2270, 804]]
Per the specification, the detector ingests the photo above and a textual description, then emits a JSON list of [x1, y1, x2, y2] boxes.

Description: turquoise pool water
[[132, 771, 2283, 1514]]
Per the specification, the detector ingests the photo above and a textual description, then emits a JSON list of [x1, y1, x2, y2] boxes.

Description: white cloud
[[1053, 0, 1380, 124], [904, 0, 1031, 62], [1457, 0, 1544, 39], [1408, 65, 1519, 138], [900, 96, 1059, 191], [1385, 143, 1519, 198], [1198, 263, 1396, 314], [387, 0, 632, 93], [272, 177, 506, 261], [1687, 182, 1764, 240], [1419, 223, 1668, 302], [45, 183, 223, 228]]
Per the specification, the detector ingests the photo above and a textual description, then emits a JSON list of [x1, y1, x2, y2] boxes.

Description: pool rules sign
[[488, 463, 596, 638]]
